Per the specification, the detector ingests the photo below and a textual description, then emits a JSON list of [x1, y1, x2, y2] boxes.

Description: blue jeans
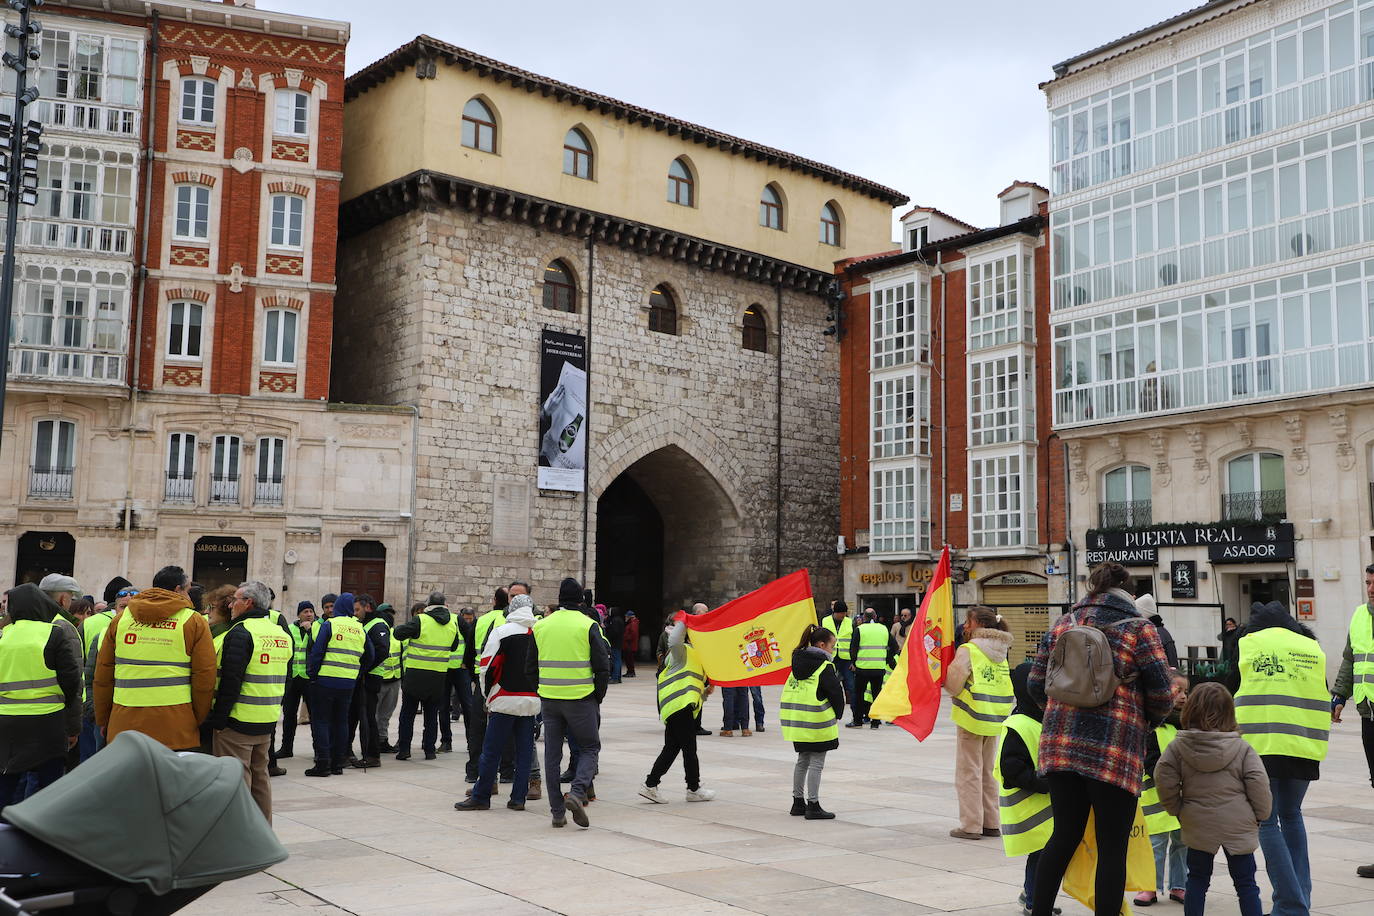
[[309, 683, 354, 766], [1023, 850, 1040, 901], [749, 685, 765, 728], [1185, 847, 1261, 916], [720, 687, 749, 730], [1151, 829, 1187, 892], [834, 658, 856, 707], [77, 715, 103, 762], [472, 712, 535, 804], [396, 689, 440, 754], [610, 647, 622, 682], [1259, 777, 1311, 916], [0, 757, 65, 812]]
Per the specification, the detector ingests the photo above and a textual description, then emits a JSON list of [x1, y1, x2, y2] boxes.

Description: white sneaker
[[685, 787, 716, 802], [638, 783, 667, 804]]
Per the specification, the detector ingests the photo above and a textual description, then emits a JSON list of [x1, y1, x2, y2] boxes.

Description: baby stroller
[[0, 731, 287, 914]]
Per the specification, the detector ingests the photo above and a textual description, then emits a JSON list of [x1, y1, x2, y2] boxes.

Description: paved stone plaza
[[186, 679, 1374, 916]]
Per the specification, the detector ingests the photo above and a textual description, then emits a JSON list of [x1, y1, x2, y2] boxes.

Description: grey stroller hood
[[3, 730, 287, 895]]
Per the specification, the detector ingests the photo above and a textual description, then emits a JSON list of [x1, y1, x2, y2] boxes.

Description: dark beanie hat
[[833, 599, 848, 614], [103, 576, 133, 605], [558, 577, 584, 608], [297, 600, 315, 613]]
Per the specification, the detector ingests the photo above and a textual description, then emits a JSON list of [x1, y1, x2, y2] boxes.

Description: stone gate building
[[335, 37, 906, 631]]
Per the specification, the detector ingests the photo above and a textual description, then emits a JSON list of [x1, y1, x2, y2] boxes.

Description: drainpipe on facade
[[123, 11, 161, 579], [774, 282, 783, 580], [1063, 439, 1076, 603], [935, 253, 948, 548], [580, 233, 595, 584], [404, 404, 419, 614]]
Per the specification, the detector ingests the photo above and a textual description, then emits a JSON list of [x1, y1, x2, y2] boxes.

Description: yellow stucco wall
[[342, 64, 897, 272]]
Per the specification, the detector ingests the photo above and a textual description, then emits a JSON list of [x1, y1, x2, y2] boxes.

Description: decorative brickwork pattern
[[164, 287, 211, 303], [162, 365, 203, 387], [160, 27, 344, 67], [176, 130, 216, 152], [170, 170, 216, 187], [266, 181, 310, 197], [259, 371, 298, 393], [261, 294, 305, 310], [270, 140, 310, 162], [170, 246, 210, 268], [265, 254, 303, 275]]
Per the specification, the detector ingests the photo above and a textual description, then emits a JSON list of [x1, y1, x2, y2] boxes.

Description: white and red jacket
[[479, 604, 540, 716]]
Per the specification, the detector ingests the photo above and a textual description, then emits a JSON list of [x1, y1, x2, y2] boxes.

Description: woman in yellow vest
[[638, 608, 715, 804], [781, 624, 845, 820], [0, 585, 82, 809], [1135, 670, 1190, 907], [945, 605, 1014, 840], [995, 661, 1055, 915]]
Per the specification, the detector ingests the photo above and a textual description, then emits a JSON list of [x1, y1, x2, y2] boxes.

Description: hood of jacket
[[128, 587, 193, 623], [332, 593, 356, 620], [505, 604, 536, 628], [1136, 592, 1158, 617], [360, 606, 386, 625], [969, 628, 1014, 662], [1172, 729, 1251, 773], [1009, 660, 1041, 721], [1245, 600, 1314, 638], [5, 583, 62, 623], [376, 604, 395, 625], [791, 645, 832, 680], [422, 605, 453, 625]]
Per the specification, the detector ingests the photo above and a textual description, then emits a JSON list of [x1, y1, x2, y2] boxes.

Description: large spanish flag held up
[[869, 546, 956, 740], [682, 570, 816, 687]]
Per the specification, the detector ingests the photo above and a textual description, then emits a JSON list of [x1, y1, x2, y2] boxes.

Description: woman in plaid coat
[[1025, 562, 1175, 916]]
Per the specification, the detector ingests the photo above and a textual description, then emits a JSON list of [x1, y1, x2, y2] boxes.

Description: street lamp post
[[0, 0, 44, 461]]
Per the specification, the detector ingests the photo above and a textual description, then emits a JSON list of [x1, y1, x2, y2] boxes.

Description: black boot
[[304, 763, 331, 777], [789, 797, 806, 816], [804, 800, 835, 820]]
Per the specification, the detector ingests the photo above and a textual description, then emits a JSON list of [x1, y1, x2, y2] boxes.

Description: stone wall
[[334, 205, 843, 615]]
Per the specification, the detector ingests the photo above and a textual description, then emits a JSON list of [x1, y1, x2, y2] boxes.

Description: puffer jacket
[[480, 603, 540, 716], [1156, 729, 1272, 854], [93, 587, 216, 751]]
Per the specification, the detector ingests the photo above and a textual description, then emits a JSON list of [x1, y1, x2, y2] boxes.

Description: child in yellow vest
[[1136, 670, 1190, 906], [945, 605, 1014, 839], [995, 661, 1059, 915]]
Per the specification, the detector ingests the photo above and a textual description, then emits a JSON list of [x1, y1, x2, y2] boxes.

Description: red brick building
[[835, 182, 1068, 663], [1, 2, 414, 603]]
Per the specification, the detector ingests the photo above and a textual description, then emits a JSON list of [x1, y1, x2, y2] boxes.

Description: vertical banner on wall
[[537, 329, 588, 492]]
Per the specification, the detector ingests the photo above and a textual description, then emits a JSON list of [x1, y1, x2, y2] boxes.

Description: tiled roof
[[346, 36, 909, 207], [896, 205, 979, 231], [1046, 0, 1257, 83], [841, 214, 1044, 277], [997, 180, 1048, 198]]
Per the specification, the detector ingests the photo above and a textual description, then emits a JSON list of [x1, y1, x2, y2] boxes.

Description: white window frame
[[173, 184, 210, 241], [969, 449, 1036, 551], [256, 436, 286, 496], [166, 300, 202, 360], [165, 432, 196, 501], [262, 308, 298, 367], [871, 277, 930, 370], [211, 434, 241, 505], [180, 77, 215, 126], [269, 194, 305, 249], [969, 353, 1024, 447], [31, 419, 76, 499], [273, 90, 309, 137]]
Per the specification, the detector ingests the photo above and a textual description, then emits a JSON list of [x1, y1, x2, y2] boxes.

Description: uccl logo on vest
[[123, 633, 137, 645]]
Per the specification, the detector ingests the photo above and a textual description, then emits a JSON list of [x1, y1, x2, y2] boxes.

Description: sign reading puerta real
[[537, 330, 588, 493], [1085, 522, 1295, 566]]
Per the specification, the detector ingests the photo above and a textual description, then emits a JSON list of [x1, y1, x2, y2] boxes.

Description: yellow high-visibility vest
[[993, 713, 1053, 856], [0, 620, 65, 717], [656, 644, 705, 722], [534, 609, 595, 700], [226, 616, 292, 724], [405, 614, 457, 672], [318, 616, 366, 681], [1349, 604, 1373, 706], [951, 643, 1013, 736], [112, 608, 196, 707], [780, 661, 838, 743], [1140, 724, 1181, 834], [1236, 627, 1329, 762]]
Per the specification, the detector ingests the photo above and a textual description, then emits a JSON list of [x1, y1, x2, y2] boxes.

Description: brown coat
[[93, 588, 216, 751], [1155, 729, 1272, 854]]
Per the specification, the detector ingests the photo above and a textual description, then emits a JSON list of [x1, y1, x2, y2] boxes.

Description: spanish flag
[[869, 546, 955, 740], [682, 570, 816, 687]]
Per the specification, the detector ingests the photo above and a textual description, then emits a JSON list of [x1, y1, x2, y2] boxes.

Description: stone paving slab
[[184, 679, 1374, 916]]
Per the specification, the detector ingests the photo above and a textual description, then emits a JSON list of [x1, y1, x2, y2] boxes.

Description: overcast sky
[[289, 0, 1188, 236]]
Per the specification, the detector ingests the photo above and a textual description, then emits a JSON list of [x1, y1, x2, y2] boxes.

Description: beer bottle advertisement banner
[[537, 330, 587, 492]]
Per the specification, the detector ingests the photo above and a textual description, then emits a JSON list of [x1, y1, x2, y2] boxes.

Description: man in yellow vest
[[304, 592, 375, 776], [77, 583, 134, 762], [528, 578, 609, 829], [1235, 601, 1328, 915], [638, 605, 716, 804], [819, 600, 856, 709], [373, 603, 402, 754], [848, 609, 897, 729], [94, 565, 216, 751], [0, 584, 82, 807], [207, 581, 292, 821], [1332, 562, 1374, 879], [347, 594, 391, 769], [275, 601, 316, 759], [389, 591, 460, 761]]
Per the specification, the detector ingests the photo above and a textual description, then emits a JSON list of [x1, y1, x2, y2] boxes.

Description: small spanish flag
[[683, 570, 816, 687], [869, 545, 956, 740]]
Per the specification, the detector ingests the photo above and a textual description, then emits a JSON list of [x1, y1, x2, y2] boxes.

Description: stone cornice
[[339, 170, 837, 295]]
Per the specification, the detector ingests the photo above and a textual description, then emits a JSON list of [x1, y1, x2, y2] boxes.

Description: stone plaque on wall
[[492, 480, 530, 551]]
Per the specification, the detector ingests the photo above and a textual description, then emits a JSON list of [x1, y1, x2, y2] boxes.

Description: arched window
[[742, 305, 767, 352], [667, 158, 694, 206], [1101, 465, 1151, 527], [461, 98, 497, 153], [819, 202, 841, 246], [1224, 452, 1286, 520], [759, 184, 784, 229], [542, 260, 577, 312], [648, 285, 677, 335], [563, 128, 593, 179]]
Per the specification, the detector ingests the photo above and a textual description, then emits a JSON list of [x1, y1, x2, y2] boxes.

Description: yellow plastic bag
[[1062, 804, 1155, 916]]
